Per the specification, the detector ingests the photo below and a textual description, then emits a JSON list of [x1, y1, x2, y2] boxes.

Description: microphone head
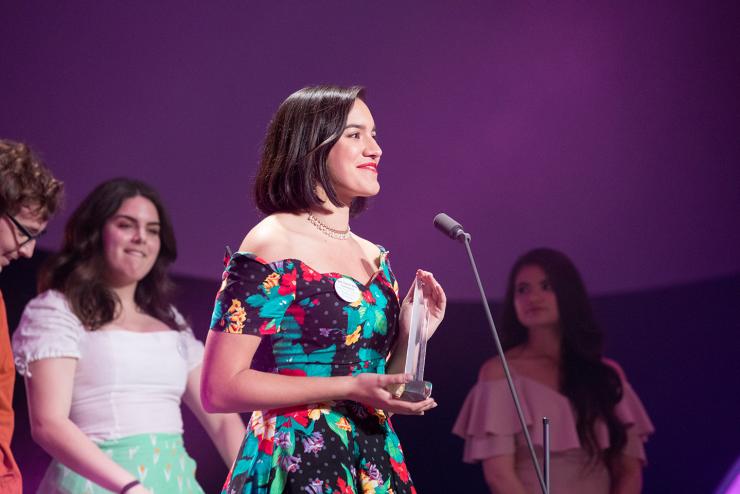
[[433, 213, 465, 239]]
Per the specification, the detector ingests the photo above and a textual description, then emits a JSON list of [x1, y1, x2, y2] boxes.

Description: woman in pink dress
[[454, 248, 653, 494]]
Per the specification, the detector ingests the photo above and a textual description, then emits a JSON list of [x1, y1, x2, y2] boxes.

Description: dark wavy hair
[[0, 139, 63, 219], [500, 248, 626, 469], [39, 178, 183, 331], [254, 85, 368, 216]]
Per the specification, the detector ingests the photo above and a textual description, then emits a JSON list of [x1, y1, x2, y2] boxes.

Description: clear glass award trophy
[[397, 276, 433, 402]]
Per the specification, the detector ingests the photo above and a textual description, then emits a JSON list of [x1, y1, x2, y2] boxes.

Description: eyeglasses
[[5, 213, 45, 247]]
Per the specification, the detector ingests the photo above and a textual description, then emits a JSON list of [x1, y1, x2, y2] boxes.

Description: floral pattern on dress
[[211, 248, 415, 494]]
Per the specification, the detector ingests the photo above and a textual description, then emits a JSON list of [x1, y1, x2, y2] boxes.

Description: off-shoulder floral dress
[[210, 248, 416, 494]]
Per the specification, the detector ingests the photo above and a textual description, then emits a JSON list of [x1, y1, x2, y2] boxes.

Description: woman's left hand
[[399, 270, 447, 340]]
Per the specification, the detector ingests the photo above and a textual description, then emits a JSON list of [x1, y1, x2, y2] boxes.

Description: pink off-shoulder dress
[[453, 370, 654, 493]]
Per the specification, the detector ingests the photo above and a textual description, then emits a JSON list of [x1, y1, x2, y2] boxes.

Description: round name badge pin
[[334, 277, 361, 303]]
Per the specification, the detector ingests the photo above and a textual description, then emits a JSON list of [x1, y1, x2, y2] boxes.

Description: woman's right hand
[[346, 373, 437, 415]]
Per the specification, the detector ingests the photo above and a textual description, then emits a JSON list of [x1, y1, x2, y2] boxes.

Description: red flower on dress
[[334, 477, 355, 494], [258, 320, 277, 335], [270, 404, 310, 428], [301, 263, 324, 282], [286, 304, 306, 326], [389, 457, 409, 483], [362, 290, 376, 304], [258, 437, 274, 455], [279, 268, 298, 295], [250, 413, 276, 455], [278, 368, 307, 377]]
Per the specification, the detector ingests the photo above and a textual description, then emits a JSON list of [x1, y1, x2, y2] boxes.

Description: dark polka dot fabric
[[210, 248, 417, 494]]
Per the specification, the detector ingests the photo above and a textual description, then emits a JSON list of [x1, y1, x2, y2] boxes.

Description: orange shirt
[[0, 290, 21, 493]]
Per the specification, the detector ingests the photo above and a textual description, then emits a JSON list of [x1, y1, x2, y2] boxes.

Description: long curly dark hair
[[39, 178, 183, 331], [500, 248, 626, 469]]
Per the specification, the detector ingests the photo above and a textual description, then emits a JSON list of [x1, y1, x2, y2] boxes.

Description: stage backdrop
[[1, 0, 738, 302], [2, 253, 738, 493], [2, 1, 738, 492]]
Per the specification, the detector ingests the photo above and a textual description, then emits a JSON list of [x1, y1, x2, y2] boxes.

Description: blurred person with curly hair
[[0, 139, 63, 493]]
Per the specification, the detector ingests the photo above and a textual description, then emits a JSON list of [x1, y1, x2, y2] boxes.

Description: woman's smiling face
[[325, 98, 383, 204], [102, 195, 161, 287], [513, 264, 560, 331]]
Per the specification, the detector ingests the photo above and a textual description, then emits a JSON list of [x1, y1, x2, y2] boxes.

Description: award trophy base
[[398, 380, 433, 402]]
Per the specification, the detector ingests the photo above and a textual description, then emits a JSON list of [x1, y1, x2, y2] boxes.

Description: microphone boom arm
[[460, 236, 548, 494], [435, 212, 549, 494]]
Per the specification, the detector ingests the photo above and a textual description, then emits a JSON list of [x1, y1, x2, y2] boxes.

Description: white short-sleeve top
[[12, 290, 205, 442]]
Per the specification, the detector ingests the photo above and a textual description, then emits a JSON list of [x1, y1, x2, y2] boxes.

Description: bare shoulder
[[478, 348, 524, 382], [478, 356, 505, 381], [352, 233, 382, 255], [602, 357, 627, 381], [238, 214, 295, 260], [351, 233, 384, 264]]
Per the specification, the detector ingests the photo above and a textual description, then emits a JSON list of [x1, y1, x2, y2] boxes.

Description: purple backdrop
[[2, 1, 738, 301], [2, 2, 740, 492]]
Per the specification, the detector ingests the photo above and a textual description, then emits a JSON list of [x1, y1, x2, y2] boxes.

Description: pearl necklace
[[306, 212, 352, 240]]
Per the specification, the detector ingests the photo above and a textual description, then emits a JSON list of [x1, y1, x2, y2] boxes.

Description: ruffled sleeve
[[172, 308, 205, 372], [11, 290, 85, 377], [209, 253, 297, 337], [453, 374, 655, 464], [596, 360, 655, 463], [452, 377, 584, 463], [613, 380, 654, 462]]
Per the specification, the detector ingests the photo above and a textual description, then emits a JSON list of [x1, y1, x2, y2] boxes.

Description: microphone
[[433, 213, 470, 242], [432, 212, 549, 494]]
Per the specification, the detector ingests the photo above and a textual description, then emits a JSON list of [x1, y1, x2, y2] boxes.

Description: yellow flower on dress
[[226, 299, 247, 333], [262, 272, 280, 291], [373, 408, 388, 423], [360, 471, 379, 494], [345, 326, 362, 346], [336, 416, 352, 432], [250, 411, 276, 442], [307, 403, 332, 421]]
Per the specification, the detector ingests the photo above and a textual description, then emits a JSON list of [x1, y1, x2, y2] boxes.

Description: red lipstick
[[357, 162, 378, 173]]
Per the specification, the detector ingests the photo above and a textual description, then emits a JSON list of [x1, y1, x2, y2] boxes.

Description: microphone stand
[[459, 234, 550, 494]]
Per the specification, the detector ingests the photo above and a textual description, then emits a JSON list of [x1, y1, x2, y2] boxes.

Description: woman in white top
[[12, 178, 245, 494]]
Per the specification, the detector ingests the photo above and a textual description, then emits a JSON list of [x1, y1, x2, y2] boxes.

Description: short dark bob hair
[[39, 177, 182, 331], [254, 85, 368, 216]]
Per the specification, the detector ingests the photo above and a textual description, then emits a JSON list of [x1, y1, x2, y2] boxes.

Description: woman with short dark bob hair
[[254, 85, 369, 217], [13, 178, 245, 494], [454, 248, 653, 494], [202, 85, 447, 493]]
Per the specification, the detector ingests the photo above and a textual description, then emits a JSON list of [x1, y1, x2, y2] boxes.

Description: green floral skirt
[[36, 433, 205, 494]]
